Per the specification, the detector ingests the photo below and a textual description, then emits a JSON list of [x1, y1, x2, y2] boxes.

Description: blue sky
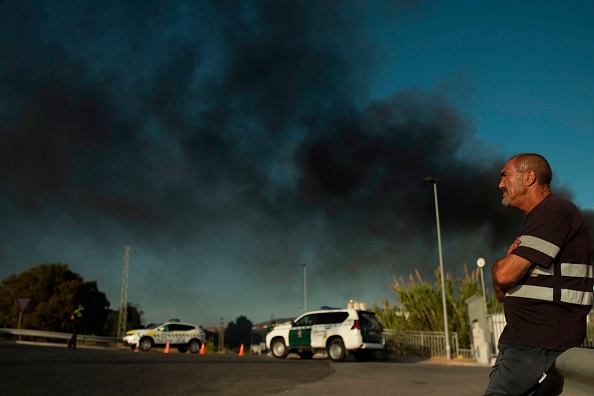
[[372, 1, 594, 209], [372, 1, 594, 208], [1, 1, 592, 328]]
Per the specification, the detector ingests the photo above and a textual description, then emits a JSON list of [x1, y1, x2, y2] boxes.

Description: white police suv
[[122, 321, 205, 353], [265, 308, 385, 362]]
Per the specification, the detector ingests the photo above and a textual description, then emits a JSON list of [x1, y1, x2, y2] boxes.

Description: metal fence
[[0, 328, 120, 346], [383, 309, 594, 361], [487, 309, 594, 353], [383, 329, 462, 358]]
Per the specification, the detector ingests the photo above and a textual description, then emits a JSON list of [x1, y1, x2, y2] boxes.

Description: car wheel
[[328, 339, 346, 362], [188, 339, 201, 353], [178, 346, 188, 353], [139, 337, 153, 351], [353, 349, 373, 362], [271, 338, 288, 359], [298, 351, 314, 359]]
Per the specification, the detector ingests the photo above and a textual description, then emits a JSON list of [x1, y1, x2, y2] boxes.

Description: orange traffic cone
[[199, 343, 206, 355], [238, 344, 244, 356], [164, 341, 170, 354]]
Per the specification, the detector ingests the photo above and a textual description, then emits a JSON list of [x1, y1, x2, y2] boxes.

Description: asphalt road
[[0, 341, 491, 395]]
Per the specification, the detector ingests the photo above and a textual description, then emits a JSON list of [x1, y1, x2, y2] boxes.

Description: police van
[[123, 321, 205, 353], [265, 308, 385, 362]]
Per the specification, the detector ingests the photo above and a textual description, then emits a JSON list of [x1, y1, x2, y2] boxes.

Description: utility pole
[[423, 177, 451, 359], [117, 245, 131, 339], [218, 317, 225, 353], [300, 264, 307, 313]]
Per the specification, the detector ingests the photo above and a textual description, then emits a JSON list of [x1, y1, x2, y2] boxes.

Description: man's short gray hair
[[511, 153, 553, 186]]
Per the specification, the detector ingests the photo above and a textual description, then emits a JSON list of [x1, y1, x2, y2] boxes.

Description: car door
[[311, 312, 349, 347], [288, 314, 317, 347], [310, 313, 331, 347], [358, 312, 383, 343], [154, 324, 171, 344], [174, 324, 193, 344], [168, 324, 184, 344]]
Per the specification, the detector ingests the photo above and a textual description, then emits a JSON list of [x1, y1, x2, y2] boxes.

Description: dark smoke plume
[[0, 1, 587, 323]]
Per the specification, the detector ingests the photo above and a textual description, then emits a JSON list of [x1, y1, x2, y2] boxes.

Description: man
[[67, 305, 84, 349], [484, 153, 592, 396]]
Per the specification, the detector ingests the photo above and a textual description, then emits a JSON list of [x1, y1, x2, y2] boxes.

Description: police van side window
[[317, 312, 348, 325], [294, 314, 317, 326], [177, 325, 193, 331]]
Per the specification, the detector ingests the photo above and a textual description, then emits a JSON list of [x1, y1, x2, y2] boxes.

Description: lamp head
[[422, 176, 437, 183]]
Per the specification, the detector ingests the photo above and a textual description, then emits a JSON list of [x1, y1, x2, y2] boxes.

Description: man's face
[[499, 158, 526, 208]]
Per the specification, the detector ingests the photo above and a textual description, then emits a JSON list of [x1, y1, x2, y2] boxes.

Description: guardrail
[[0, 328, 121, 346], [555, 348, 594, 396]]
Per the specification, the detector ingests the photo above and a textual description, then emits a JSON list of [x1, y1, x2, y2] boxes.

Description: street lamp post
[[300, 264, 307, 313], [422, 176, 451, 360], [477, 257, 488, 315]]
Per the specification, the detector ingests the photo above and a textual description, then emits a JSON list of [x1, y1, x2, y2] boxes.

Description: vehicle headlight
[[124, 334, 138, 342]]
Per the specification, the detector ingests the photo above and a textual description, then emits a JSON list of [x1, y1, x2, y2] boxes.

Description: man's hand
[[493, 283, 506, 303], [492, 237, 531, 302], [507, 237, 521, 256]]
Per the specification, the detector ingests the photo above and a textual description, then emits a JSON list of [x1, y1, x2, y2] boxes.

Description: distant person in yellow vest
[[68, 305, 84, 349]]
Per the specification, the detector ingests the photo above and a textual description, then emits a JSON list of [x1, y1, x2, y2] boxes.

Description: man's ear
[[524, 170, 537, 186]]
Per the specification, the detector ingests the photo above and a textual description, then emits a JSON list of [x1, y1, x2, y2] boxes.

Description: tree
[[389, 269, 450, 332], [105, 303, 144, 337], [373, 264, 501, 349], [77, 280, 111, 336], [224, 315, 253, 349], [0, 263, 110, 335]]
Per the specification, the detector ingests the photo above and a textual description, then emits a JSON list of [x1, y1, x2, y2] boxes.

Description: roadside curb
[[387, 353, 490, 367]]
